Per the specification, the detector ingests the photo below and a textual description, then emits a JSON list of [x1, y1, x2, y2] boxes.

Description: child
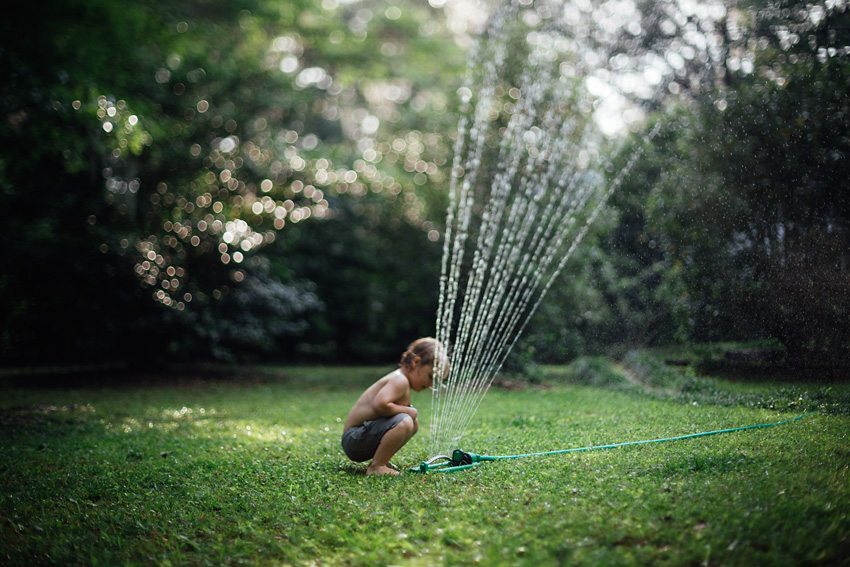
[[342, 337, 443, 475]]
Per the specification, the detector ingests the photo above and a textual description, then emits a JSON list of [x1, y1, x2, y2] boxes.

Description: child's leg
[[367, 415, 417, 475]]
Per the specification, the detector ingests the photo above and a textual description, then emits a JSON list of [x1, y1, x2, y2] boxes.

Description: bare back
[[344, 369, 412, 430]]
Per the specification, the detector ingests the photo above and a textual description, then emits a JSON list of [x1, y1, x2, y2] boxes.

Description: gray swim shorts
[[341, 413, 408, 462]]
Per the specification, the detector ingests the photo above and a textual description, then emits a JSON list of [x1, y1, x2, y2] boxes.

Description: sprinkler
[[412, 449, 499, 473], [451, 449, 500, 466], [452, 449, 477, 465], [418, 454, 452, 472]]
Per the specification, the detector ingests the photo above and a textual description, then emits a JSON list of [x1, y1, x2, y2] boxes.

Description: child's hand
[[407, 406, 418, 420]]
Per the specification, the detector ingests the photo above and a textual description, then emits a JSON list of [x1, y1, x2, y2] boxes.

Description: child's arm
[[371, 375, 418, 420]]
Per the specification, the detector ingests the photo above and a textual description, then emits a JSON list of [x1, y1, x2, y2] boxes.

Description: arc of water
[[433, 75, 593, 452], [442, 125, 595, 448], [444, 164, 600, 448], [443, 123, 658, 455], [432, 2, 517, 452], [441, 138, 568, 444], [430, 25, 586, 455], [435, 61, 550, 450], [428, 0, 659, 458]]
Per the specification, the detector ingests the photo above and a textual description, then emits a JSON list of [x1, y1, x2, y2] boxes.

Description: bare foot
[[366, 465, 400, 476]]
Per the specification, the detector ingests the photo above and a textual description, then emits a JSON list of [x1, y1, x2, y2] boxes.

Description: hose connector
[[452, 449, 482, 466]]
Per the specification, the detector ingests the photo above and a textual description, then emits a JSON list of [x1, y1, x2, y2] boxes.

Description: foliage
[[438, 0, 849, 369], [1, 367, 848, 566], [272, 195, 445, 362], [564, 355, 643, 392], [622, 349, 699, 391], [584, 0, 850, 362], [3, 0, 848, 370], [513, 128, 688, 364], [619, 349, 850, 415], [0, 0, 464, 365]]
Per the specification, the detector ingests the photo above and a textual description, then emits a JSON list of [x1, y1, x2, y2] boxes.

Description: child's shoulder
[[385, 368, 407, 383], [382, 368, 409, 388]]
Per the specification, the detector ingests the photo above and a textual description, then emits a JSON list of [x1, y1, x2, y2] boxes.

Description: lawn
[[1, 361, 848, 566]]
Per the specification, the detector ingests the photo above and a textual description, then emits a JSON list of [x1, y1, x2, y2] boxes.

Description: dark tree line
[[2, 0, 847, 371], [520, 0, 849, 369], [1, 0, 461, 365]]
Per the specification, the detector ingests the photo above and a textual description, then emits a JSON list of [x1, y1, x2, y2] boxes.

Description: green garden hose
[[411, 411, 816, 474]]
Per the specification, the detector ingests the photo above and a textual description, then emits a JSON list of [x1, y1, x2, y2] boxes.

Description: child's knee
[[398, 414, 417, 436]]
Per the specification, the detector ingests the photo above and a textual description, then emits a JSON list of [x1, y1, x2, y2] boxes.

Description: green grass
[[1, 362, 848, 566]]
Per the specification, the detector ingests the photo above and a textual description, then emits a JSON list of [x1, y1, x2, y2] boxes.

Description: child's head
[[399, 337, 448, 390], [399, 337, 439, 370]]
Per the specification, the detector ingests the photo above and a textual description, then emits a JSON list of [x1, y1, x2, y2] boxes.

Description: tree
[[621, 0, 850, 361], [0, 0, 464, 365]]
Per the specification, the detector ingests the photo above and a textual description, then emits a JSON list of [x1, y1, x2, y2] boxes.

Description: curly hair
[[398, 337, 439, 369]]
